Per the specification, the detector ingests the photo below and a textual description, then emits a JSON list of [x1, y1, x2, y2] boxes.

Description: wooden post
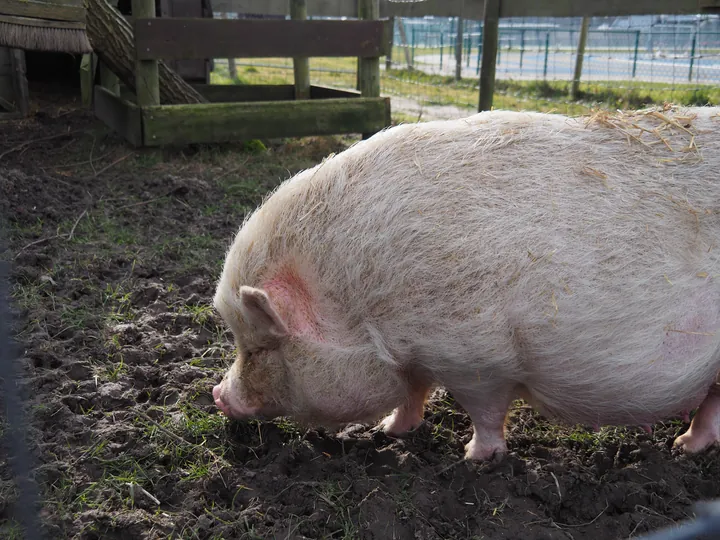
[[454, 16, 463, 80], [80, 53, 96, 107], [100, 61, 120, 95], [132, 0, 160, 107], [385, 16, 394, 71], [478, 0, 500, 111], [9, 49, 29, 117], [358, 0, 380, 139], [397, 18, 413, 69], [224, 12, 238, 81], [290, 0, 310, 100], [570, 16, 590, 100]]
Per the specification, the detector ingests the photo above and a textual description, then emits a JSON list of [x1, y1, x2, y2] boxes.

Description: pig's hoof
[[464, 437, 507, 462], [673, 429, 720, 454], [380, 409, 424, 438]]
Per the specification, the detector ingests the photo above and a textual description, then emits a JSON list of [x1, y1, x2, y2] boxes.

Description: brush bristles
[[0, 22, 92, 54]]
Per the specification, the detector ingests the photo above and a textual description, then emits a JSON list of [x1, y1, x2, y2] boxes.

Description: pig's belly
[[523, 363, 718, 428], [517, 296, 720, 427]]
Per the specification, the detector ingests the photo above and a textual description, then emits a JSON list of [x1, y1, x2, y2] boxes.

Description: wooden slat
[[191, 83, 296, 102], [0, 14, 85, 29], [211, 0, 720, 18], [141, 97, 391, 146], [211, 0, 356, 17], [134, 19, 391, 60], [132, 0, 160, 107], [189, 83, 361, 102], [310, 85, 361, 99], [93, 86, 143, 147], [291, 0, 311, 100], [0, 0, 86, 23], [9, 49, 29, 117], [0, 76, 16, 111], [382, 0, 482, 19], [478, 0, 499, 111]]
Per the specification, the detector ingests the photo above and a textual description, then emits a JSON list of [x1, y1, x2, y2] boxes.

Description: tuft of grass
[[315, 482, 358, 540], [102, 283, 134, 324], [0, 520, 24, 540]]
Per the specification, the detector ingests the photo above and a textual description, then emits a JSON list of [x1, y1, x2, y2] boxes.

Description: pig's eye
[[244, 348, 262, 361]]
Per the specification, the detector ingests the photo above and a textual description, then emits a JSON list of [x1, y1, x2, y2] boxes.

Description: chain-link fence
[[211, 14, 720, 120], [394, 17, 720, 85]]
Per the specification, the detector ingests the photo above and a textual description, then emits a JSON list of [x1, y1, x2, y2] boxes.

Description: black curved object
[[0, 224, 43, 539]]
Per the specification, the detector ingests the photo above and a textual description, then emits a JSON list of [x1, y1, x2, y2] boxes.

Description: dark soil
[[2, 83, 720, 540]]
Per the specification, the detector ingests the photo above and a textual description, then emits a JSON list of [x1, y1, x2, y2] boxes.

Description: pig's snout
[[212, 381, 259, 419], [212, 383, 232, 416]]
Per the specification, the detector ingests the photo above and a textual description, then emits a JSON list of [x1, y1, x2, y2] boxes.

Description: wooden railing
[[93, 0, 392, 147]]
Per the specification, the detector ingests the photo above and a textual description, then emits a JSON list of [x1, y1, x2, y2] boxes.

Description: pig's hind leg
[[673, 382, 720, 454], [380, 373, 433, 437]]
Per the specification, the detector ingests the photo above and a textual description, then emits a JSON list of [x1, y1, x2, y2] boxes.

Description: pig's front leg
[[380, 376, 433, 437], [674, 383, 720, 453], [450, 384, 515, 461]]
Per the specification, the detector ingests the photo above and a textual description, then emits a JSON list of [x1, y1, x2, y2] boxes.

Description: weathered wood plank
[[570, 16, 590, 100], [191, 83, 296, 102], [0, 76, 15, 111], [93, 85, 143, 147], [310, 85, 361, 99], [357, 0, 380, 140], [190, 83, 361, 102], [132, 0, 160, 107], [0, 0, 86, 23], [383, 0, 480, 19], [211, 0, 356, 17], [9, 49, 29, 117], [478, 0, 499, 112], [141, 97, 391, 146], [291, 0, 310, 100], [0, 14, 86, 29], [211, 0, 718, 18], [134, 19, 392, 60]]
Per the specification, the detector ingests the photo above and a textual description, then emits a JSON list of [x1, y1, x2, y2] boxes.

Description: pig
[[212, 105, 720, 461]]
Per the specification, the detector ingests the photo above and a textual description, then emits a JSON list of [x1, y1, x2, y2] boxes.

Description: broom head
[[0, 16, 92, 54]]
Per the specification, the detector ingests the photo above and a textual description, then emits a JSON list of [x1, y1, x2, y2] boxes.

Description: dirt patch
[[2, 85, 720, 540]]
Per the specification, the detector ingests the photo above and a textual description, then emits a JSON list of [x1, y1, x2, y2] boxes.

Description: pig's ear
[[238, 286, 289, 339]]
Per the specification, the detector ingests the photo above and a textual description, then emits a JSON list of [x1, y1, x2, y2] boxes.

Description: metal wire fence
[[212, 14, 720, 119], [395, 17, 720, 85]]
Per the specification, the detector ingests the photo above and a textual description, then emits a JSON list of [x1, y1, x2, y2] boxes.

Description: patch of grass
[[182, 302, 215, 327], [11, 279, 50, 312], [60, 305, 94, 330], [0, 520, 24, 540], [102, 283, 134, 324], [315, 482, 358, 540]]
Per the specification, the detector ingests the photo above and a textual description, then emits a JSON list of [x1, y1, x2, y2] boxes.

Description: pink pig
[[212, 106, 720, 461]]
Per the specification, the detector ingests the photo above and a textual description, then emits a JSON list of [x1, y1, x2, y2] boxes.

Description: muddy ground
[[1, 83, 720, 540]]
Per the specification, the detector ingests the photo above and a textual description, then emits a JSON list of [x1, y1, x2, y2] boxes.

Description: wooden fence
[[95, 0, 720, 146], [93, 0, 391, 147], [212, 0, 720, 111]]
